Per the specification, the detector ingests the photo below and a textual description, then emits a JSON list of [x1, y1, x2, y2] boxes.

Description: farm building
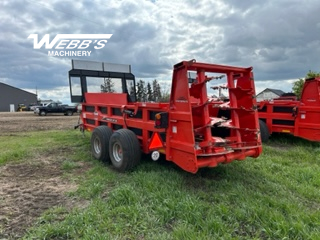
[[0, 82, 37, 112], [256, 88, 285, 102]]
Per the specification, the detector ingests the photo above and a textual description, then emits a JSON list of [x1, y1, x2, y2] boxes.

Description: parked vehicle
[[69, 59, 262, 173], [76, 103, 82, 113], [28, 103, 37, 111], [31, 103, 50, 113], [258, 77, 320, 142], [35, 102, 77, 116], [17, 104, 27, 111]]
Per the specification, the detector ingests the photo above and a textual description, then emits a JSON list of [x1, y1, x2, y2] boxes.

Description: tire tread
[[259, 120, 270, 143], [109, 129, 141, 172], [91, 126, 113, 162]]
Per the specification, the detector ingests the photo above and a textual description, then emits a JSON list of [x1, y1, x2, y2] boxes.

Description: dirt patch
[[0, 112, 80, 135], [0, 153, 80, 239], [0, 112, 88, 239]]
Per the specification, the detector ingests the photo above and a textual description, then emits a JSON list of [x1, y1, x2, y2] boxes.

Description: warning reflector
[[149, 132, 164, 149]]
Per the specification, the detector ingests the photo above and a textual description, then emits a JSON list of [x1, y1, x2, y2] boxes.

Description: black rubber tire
[[259, 119, 270, 143], [66, 110, 73, 116], [109, 129, 141, 172], [91, 126, 113, 162], [39, 111, 46, 116]]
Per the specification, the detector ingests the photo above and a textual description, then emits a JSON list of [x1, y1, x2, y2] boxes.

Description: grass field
[[1, 130, 320, 239]]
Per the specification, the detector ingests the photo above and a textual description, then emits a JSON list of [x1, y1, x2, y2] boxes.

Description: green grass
[[1, 130, 319, 239], [0, 130, 88, 165]]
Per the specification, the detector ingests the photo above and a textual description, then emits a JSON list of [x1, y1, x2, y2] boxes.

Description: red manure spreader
[[69, 59, 262, 173], [258, 78, 320, 142]]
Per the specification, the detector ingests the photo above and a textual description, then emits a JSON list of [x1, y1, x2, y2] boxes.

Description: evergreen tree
[[157, 82, 162, 100], [152, 79, 162, 102], [146, 82, 153, 101], [127, 80, 136, 101], [136, 80, 146, 101], [101, 78, 114, 93]]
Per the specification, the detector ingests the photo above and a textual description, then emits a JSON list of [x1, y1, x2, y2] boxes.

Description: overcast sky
[[0, 0, 319, 103]]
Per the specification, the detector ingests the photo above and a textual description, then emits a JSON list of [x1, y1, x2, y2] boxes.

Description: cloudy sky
[[0, 0, 319, 103]]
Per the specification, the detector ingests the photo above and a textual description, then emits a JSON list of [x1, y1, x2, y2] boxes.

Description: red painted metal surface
[[258, 78, 320, 141], [79, 60, 262, 173]]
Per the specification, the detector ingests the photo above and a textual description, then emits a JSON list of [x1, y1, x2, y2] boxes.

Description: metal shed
[[0, 82, 37, 112]]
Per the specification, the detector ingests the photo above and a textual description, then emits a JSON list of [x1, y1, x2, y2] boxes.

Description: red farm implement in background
[[258, 77, 320, 142], [69, 59, 262, 173]]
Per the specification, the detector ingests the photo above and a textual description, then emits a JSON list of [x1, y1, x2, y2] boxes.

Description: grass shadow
[[268, 133, 320, 148]]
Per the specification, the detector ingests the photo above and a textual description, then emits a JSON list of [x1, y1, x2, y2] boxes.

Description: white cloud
[[23, 86, 71, 104], [0, 0, 319, 102], [254, 79, 296, 95]]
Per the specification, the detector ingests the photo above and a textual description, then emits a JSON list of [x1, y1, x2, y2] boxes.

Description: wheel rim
[[93, 137, 101, 154], [112, 142, 122, 163]]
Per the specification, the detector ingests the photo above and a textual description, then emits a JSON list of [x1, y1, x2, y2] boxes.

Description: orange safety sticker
[[149, 132, 164, 149]]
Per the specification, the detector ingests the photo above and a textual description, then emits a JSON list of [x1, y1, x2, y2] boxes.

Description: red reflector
[[149, 132, 164, 149], [155, 120, 161, 126]]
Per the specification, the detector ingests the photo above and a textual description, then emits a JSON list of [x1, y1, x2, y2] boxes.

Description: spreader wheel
[[259, 120, 270, 143], [91, 126, 113, 162], [109, 129, 141, 172]]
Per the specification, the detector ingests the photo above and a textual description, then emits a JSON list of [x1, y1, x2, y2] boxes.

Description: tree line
[[101, 78, 170, 102]]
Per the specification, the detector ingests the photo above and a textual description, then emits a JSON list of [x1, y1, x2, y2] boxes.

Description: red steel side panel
[[258, 101, 298, 135], [258, 78, 320, 142], [294, 79, 320, 141], [85, 92, 128, 105], [166, 63, 198, 173]]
